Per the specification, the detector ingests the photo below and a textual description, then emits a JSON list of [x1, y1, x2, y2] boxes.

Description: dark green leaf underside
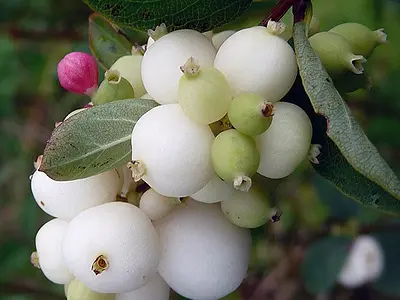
[[89, 13, 132, 70], [83, 0, 253, 32], [40, 99, 158, 181], [293, 21, 400, 213], [302, 236, 351, 294]]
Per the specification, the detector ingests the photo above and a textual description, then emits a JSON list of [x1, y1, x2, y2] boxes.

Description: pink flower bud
[[57, 52, 98, 95]]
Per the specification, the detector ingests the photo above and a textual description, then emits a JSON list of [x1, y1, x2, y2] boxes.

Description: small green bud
[[228, 93, 274, 136], [309, 32, 367, 76], [329, 23, 387, 58], [92, 70, 134, 106], [211, 129, 260, 192], [67, 279, 115, 300]]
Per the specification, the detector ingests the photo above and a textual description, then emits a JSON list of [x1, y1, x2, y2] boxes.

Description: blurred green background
[[0, 0, 399, 299]]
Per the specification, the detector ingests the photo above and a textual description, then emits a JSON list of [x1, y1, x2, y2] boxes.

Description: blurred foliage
[[0, 0, 399, 299]]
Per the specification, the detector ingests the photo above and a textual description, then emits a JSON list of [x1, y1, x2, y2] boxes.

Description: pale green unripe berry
[[92, 70, 134, 105], [256, 102, 312, 179], [139, 188, 180, 220], [228, 93, 274, 136], [221, 185, 270, 228], [212, 30, 236, 50], [110, 54, 146, 97], [211, 129, 260, 192], [309, 32, 367, 76], [178, 57, 232, 124], [67, 279, 115, 300], [329, 23, 387, 58]]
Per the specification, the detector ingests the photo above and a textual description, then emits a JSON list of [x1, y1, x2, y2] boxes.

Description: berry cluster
[[30, 18, 386, 300]]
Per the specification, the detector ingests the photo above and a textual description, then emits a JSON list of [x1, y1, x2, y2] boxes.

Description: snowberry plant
[[29, 0, 400, 299]]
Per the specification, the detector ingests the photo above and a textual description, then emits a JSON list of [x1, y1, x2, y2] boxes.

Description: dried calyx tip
[[233, 175, 252, 192], [349, 55, 367, 75], [105, 70, 121, 84], [180, 57, 200, 76], [308, 144, 322, 164], [261, 102, 275, 117], [30, 252, 40, 268], [148, 23, 168, 41], [91, 255, 109, 275], [34, 155, 43, 170], [266, 20, 286, 36], [131, 44, 145, 56], [127, 160, 146, 182], [375, 28, 387, 44]]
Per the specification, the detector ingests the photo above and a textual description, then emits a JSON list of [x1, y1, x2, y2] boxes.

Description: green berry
[[211, 129, 260, 192], [228, 93, 274, 136], [309, 32, 366, 76], [110, 53, 146, 97], [329, 23, 387, 58], [221, 185, 270, 228], [178, 57, 232, 124], [92, 70, 134, 105], [67, 279, 115, 300]]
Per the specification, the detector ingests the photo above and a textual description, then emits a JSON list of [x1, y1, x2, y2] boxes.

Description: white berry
[[141, 29, 216, 104], [214, 22, 297, 102], [256, 102, 312, 179], [116, 273, 170, 300], [31, 169, 121, 220], [338, 235, 384, 288], [35, 219, 73, 284], [62, 202, 160, 294], [154, 199, 251, 300], [191, 173, 235, 203], [212, 30, 235, 50], [131, 104, 214, 197]]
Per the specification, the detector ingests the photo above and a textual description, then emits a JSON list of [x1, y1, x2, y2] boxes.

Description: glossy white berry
[[214, 22, 297, 102], [212, 30, 236, 50], [256, 102, 312, 179], [35, 219, 73, 284], [62, 202, 160, 294], [139, 188, 180, 220], [141, 29, 216, 104], [191, 173, 235, 203], [116, 273, 170, 300], [110, 54, 146, 97], [154, 199, 251, 300], [131, 104, 214, 197], [31, 169, 121, 220], [338, 235, 384, 288]]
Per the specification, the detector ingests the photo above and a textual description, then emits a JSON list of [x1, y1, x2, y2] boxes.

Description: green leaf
[[83, 0, 253, 32], [371, 231, 400, 296], [89, 13, 133, 70], [40, 99, 158, 181], [215, 1, 275, 32], [293, 21, 400, 214], [301, 236, 352, 294]]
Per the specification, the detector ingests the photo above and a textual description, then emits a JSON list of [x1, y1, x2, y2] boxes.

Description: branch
[[259, 0, 299, 25]]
